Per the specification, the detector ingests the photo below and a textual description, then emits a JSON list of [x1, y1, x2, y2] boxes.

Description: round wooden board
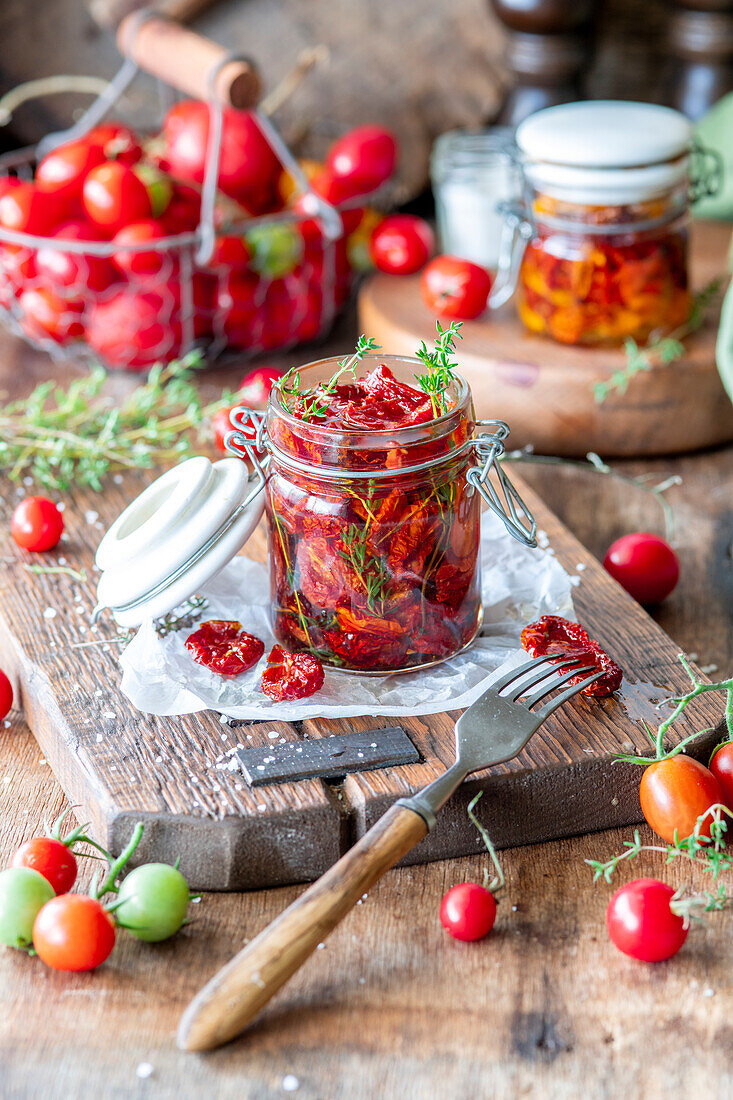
[[358, 220, 733, 457]]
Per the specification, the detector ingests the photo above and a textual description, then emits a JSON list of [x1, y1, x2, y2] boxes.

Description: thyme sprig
[[0, 353, 237, 492], [280, 335, 380, 420], [415, 320, 463, 417], [613, 654, 733, 765], [587, 806, 733, 886], [594, 277, 724, 404], [338, 524, 390, 611]]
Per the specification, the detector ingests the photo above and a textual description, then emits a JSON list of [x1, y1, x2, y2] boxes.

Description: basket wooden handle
[[176, 803, 428, 1052], [117, 13, 261, 108]]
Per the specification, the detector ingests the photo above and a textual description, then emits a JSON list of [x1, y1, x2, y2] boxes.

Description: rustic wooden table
[[1, 315, 732, 1099]]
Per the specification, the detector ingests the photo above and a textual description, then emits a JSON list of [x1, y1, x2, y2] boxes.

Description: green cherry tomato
[[245, 223, 303, 278], [116, 863, 191, 942], [0, 867, 55, 949]]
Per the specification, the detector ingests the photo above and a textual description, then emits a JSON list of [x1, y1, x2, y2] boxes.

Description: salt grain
[[85, 510, 99, 525], [282, 1075, 300, 1092], [136, 1063, 154, 1079], [576, 563, 586, 572], [703, 988, 715, 997], [3, 721, 10, 729], [43, 607, 57, 620], [58, 557, 67, 565], [268, 731, 279, 739], [103, 711, 116, 720], [96, 734, 103, 743], [316, 942, 325, 950]]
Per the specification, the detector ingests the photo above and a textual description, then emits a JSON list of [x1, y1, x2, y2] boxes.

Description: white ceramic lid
[[515, 100, 693, 205], [94, 456, 265, 628]]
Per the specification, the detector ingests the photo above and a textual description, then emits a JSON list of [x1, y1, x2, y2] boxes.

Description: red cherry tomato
[[85, 286, 184, 371], [0, 181, 57, 237], [213, 405, 236, 454], [440, 882, 497, 941], [82, 162, 151, 235], [421, 255, 492, 320], [33, 894, 115, 971], [207, 234, 250, 269], [112, 219, 168, 276], [162, 183, 201, 234], [369, 214, 434, 275], [36, 139, 105, 203], [11, 496, 64, 552], [326, 125, 397, 197], [35, 220, 116, 294], [709, 742, 733, 808], [606, 878, 687, 962], [162, 100, 278, 209], [239, 365, 283, 408], [260, 645, 324, 701], [18, 286, 84, 344], [639, 756, 723, 844], [84, 122, 142, 165], [603, 533, 679, 605], [12, 837, 77, 895], [0, 669, 12, 720]]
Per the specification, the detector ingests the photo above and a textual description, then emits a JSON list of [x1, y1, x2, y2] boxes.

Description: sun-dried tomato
[[520, 614, 622, 697], [260, 644, 324, 701], [185, 620, 265, 677]]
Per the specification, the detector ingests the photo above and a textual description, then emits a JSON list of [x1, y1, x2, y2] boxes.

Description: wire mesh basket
[[0, 11, 384, 372]]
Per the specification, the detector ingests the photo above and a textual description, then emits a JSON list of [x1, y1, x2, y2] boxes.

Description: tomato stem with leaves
[[467, 791, 505, 893], [95, 821, 145, 899]]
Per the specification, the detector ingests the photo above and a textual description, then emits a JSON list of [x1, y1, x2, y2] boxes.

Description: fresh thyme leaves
[[594, 277, 724, 404], [280, 335, 381, 420], [415, 320, 463, 417], [338, 524, 390, 611], [154, 595, 209, 638], [586, 805, 733, 888], [613, 654, 733, 765], [0, 352, 237, 492], [24, 564, 88, 583]]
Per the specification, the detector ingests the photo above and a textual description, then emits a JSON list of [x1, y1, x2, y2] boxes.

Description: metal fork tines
[[395, 651, 602, 829]]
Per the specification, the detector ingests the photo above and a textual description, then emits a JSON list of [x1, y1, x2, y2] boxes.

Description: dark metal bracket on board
[[236, 727, 420, 787]]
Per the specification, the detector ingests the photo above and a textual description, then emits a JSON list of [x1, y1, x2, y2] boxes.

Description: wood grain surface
[[0, 319, 731, 1094], [0, 463, 723, 889], [358, 219, 733, 457]]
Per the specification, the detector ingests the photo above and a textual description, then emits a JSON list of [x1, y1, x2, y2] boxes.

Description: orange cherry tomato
[[639, 756, 723, 844], [33, 894, 115, 972]]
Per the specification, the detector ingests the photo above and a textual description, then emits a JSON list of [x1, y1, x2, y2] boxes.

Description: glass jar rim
[[269, 353, 472, 438], [265, 354, 474, 480]]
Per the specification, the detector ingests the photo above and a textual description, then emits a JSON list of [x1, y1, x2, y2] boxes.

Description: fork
[[177, 653, 601, 1051]]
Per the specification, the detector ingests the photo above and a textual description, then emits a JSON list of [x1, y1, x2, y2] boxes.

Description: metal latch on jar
[[226, 408, 538, 550]]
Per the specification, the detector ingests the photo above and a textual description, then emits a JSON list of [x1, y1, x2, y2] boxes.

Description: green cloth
[[695, 93, 733, 221]]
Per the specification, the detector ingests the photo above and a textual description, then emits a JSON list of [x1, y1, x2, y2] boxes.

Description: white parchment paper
[[119, 512, 576, 721]]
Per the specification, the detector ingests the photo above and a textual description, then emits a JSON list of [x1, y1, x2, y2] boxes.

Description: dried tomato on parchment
[[185, 621, 265, 677], [520, 614, 622, 697], [260, 645, 324, 701]]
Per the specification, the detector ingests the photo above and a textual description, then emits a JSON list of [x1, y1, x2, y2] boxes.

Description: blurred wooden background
[[0, 0, 730, 200]]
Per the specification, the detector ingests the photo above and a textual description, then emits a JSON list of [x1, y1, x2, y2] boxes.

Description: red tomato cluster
[[0, 109, 399, 369]]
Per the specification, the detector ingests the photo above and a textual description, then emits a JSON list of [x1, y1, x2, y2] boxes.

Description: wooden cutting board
[[0, 470, 724, 891], [358, 219, 733, 458]]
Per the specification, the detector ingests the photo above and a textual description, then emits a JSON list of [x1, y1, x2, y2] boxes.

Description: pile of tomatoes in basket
[[0, 103, 397, 370]]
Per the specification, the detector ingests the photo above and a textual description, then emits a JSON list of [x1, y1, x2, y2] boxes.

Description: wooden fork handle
[[177, 803, 428, 1052]]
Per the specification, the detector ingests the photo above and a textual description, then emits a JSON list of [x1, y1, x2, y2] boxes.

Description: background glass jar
[[264, 355, 482, 674], [516, 185, 691, 346], [492, 101, 721, 348]]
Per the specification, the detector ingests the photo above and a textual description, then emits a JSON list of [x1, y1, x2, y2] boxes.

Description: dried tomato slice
[[520, 614, 622, 697], [260, 644, 324, 701], [185, 620, 265, 677]]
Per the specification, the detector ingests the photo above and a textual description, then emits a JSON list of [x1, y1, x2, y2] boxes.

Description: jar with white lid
[[495, 100, 720, 346], [93, 360, 538, 676]]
